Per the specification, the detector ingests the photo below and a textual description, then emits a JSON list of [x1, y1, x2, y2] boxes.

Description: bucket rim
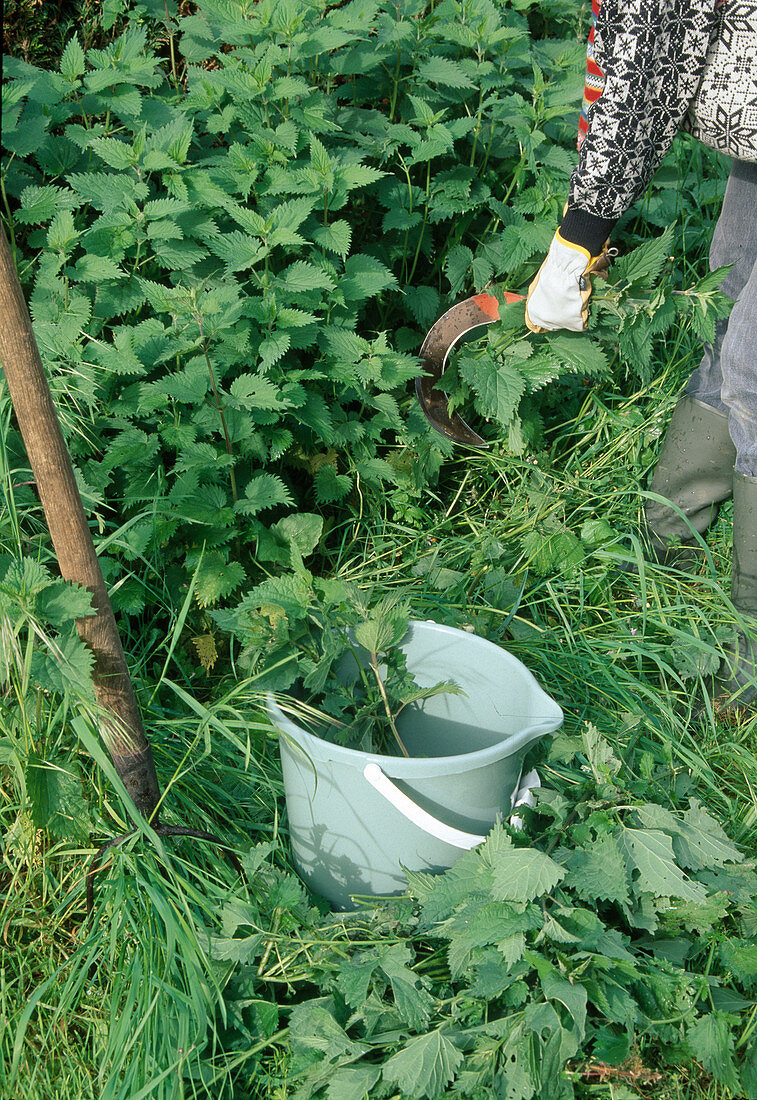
[[266, 619, 563, 778]]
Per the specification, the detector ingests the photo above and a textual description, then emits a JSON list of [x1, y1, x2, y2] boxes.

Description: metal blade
[[416, 291, 524, 448]]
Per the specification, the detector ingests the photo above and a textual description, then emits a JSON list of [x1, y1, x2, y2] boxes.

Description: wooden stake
[[0, 222, 161, 822]]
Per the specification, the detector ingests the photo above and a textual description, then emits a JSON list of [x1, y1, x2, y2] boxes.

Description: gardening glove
[[525, 230, 611, 334]]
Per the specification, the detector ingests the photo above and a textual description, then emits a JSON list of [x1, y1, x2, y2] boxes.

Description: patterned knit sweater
[[560, 0, 718, 253]]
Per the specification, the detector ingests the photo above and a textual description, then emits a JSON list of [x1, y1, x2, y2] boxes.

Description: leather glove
[[525, 230, 610, 333]]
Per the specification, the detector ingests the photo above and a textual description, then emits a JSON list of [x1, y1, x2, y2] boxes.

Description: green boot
[[642, 395, 736, 569], [712, 472, 757, 710]]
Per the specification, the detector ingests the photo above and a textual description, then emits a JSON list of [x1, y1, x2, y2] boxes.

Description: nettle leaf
[[259, 332, 291, 372], [698, 864, 757, 909], [371, 392, 401, 427], [143, 197, 192, 220], [687, 1013, 740, 1091], [312, 219, 351, 258], [278, 260, 336, 294], [315, 464, 352, 504], [326, 1065, 382, 1100], [541, 971, 587, 1041], [678, 800, 744, 870], [562, 833, 632, 907], [517, 351, 560, 392], [322, 327, 369, 364], [236, 473, 294, 517], [417, 56, 475, 89], [621, 828, 708, 903], [664, 892, 731, 935], [498, 1026, 536, 1098], [17, 185, 76, 225], [1, 556, 52, 602], [522, 526, 585, 575], [353, 598, 409, 654], [471, 255, 493, 292], [70, 254, 125, 283], [580, 517, 617, 548], [229, 375, 287, 411], [582, 723, 622, 780], [634, 801, 743, 871], [147, 113, 194, 166], [719, 938, 757, 991], [26, 753, 91, 839], [340, 254, 397, 301], [441, 900, 542, 976], [333, 953, 379, 1009], [146, 217, 183, 242], [206, 230, 267, 273], [36, 580, 95, 628], [444, 244, 473, 295], [60, 35, 86, 81], [67, 171, 149, 212], [194, 554, 246, 608], [46, 210, 80, 255], [495, 222, 544, 273], [378, 943, 434, 1030], [341, 163, 387, 190], [30, 634, 96, 700], [468, 948, 517, 999], [384, 207, 422, 233], [406, 285, 441, 328], [591, 1025, 632, 1066], [95, 276, 146, 320], [460, 352, 526, 427], [4, 104, 51, 157], [354, 457, 396, 487], [136, 278, 186, 313], [499, 932, 527, 969], [407, 130, 455, 166], [613, 225, 674, 288], [546, 332, 609, 377], [277, 306, 318, 331], [210, 927, 263, 964], [382, 1030, 463, 1100], [88, 136, 136, 170], [289, 1000, 366, 1063], [488, 832, 565, 902], [270, 195, 317, 237]]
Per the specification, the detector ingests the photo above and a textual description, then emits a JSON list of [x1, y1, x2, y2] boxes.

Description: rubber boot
[[711, 472, 757, 710], [641, 395, 736, 570]]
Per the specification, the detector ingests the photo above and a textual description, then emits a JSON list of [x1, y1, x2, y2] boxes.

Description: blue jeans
[[685, 159, 757, 477]]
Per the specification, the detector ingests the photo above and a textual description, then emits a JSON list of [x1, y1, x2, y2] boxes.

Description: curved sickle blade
[[416, 291, 525, 448]]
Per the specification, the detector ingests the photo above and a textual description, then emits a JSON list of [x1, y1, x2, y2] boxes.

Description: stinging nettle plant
[[212, 574, 463, 755], [1, 0, 729, 647]]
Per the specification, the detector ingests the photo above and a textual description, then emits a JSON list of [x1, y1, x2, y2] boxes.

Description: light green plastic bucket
[[268, 620, 563, 909]]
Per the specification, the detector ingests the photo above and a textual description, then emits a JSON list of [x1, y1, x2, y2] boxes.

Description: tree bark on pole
[[0, 222, 161, 822]]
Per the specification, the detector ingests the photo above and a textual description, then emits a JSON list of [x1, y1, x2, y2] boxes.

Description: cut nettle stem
[[368, 650, 410, 758]]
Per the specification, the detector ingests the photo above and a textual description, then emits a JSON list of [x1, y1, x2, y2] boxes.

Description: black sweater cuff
[[560, 207, 617, 256]]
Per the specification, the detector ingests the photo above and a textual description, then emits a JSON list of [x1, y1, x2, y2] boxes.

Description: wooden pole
[[0, 222, 161, 822]]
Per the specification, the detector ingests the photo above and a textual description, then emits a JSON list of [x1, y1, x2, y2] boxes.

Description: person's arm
[[569, 0, 717, 225], [526, 0, 718, 332]]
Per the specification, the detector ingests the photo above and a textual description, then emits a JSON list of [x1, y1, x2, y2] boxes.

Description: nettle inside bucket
[[269, 620, 563, 909]]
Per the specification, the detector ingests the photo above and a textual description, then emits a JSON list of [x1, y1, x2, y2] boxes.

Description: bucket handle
[[363, 762, 486, 850], [363, 764, 542, 849]]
